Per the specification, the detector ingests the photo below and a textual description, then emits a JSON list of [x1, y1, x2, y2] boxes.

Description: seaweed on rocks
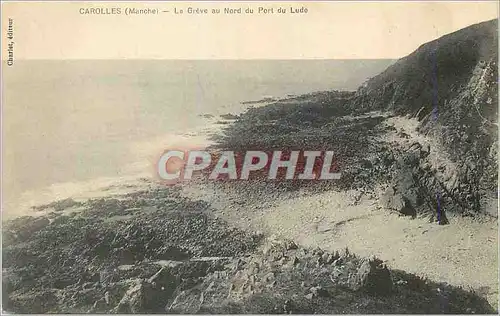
[[2, 188, 495, 313]]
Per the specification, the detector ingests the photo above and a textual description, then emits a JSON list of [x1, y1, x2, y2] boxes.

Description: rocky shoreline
[[3, 89, 497, 312], [2, 185, 496, 314], [2, 19, 498, 314]]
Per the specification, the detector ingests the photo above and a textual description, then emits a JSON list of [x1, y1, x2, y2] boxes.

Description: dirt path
[[254, 191, 497, 306], [181, 114, 499, 308], [183, 182, 498, 308]]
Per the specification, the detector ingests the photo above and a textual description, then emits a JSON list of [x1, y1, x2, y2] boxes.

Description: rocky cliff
[[349, 19, 498, 217]]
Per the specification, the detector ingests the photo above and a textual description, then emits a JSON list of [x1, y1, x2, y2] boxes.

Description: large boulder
[[348, 257, 393, 295], [380, 186, 417, 218]]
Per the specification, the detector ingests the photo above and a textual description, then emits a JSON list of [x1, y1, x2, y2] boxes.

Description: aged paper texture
[[1, 1, 499, 314]]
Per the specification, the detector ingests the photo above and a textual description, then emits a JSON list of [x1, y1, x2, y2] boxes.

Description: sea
[[2, 59, 393, 218]]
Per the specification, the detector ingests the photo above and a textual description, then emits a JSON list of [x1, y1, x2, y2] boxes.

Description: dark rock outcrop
[[2, 190, 495, 314], [348, 257, 393, 295], [350, 19, 498, 216]]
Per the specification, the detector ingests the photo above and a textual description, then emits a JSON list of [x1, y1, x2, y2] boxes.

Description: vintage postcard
[[1, 1, 499, 314]]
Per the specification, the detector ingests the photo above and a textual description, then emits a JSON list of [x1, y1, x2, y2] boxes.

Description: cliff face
[[352, 19, 497, 119], [350, 19, 498, 215]]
